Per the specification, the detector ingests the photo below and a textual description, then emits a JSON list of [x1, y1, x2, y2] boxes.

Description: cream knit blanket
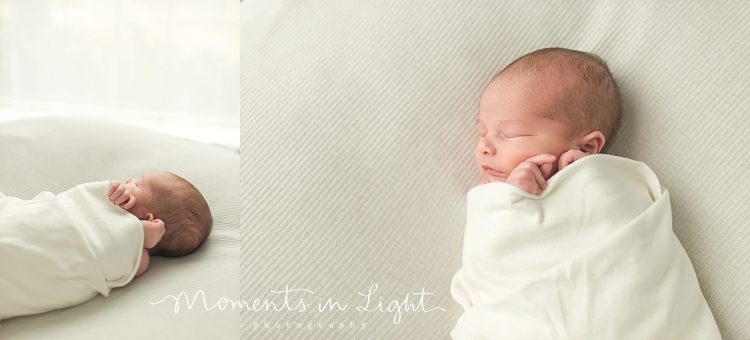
[[450, 155, 720, 339], [0, 181, 142, 320]]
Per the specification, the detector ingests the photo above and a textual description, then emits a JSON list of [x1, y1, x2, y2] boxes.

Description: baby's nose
[[126, 178, 134, 184], [479, 138, 495, 155]]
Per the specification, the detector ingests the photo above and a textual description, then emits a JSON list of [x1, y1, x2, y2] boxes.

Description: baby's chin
[[480, 174, 507, 184]]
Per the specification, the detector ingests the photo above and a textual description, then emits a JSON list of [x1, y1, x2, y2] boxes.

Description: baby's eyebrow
[[496, 118, 519, 124], [477, 118, 519, 127]]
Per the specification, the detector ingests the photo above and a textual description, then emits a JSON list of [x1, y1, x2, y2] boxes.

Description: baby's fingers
[[521, 162, 547, 191], [524, 153, 556, 166], [524, 154, 556, 179], [558, 151, 576, 170], [112, 190, 131, 206], [558, 149, 587, 170], [120, 195, 136, 210], [516, 176, 543, 195], [107, 181, 121, 197], [508, 164, 545, 195], [108, 185, 126, 202]]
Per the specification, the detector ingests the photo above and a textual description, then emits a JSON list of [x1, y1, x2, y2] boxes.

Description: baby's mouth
[[483, 165, 503, 178]]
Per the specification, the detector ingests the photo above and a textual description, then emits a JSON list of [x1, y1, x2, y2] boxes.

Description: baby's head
[[124, 171, 213, 257], [475, 47, 622, 183]]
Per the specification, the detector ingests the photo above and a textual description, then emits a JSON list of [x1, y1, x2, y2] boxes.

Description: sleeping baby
[[0, 171, 212, 321], [450, 48, 721, 339]]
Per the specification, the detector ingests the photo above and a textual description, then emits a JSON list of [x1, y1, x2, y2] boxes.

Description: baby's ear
[[578, 131, 605, 154], [142, 219, 165, 249]]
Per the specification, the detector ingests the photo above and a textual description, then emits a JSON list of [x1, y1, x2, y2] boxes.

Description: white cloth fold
[[450, 155, 720, 339], [0, 181, 143, 320]]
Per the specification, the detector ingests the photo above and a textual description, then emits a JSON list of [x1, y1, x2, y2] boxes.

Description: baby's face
[[123, 171, 174, 219], [475, 76, 577, 183]]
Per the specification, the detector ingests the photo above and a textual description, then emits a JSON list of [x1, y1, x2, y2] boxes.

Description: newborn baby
[[0, 171, 212, 321], [474, 47, 620, 193], [451, 48, 721, 339], [107, 171, 214, 275]]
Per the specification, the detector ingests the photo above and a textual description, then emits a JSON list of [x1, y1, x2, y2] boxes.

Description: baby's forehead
[[158, 180, 183, 190], [478, 111, 558, 129], [497, 63, 573, 87], [146, 171, 182, 188]]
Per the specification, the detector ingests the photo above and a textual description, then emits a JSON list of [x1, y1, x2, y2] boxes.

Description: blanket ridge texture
[[0, 181, 143, 320], [450, 155, 720, 339]]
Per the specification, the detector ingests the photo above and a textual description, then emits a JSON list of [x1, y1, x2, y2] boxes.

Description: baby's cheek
[[507, 151, 538, 171], [474, 159, 496, 182]]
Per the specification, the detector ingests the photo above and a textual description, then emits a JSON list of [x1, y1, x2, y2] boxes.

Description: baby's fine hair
[[494, 47, 622, 143], [147, 172, 212, 257]]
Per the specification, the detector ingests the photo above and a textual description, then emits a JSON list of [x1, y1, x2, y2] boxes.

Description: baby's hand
[[142, 216, 165, 249], [506, 154, 556, 195], [108, 180, 136, 209], [558, 149, 588, 171]]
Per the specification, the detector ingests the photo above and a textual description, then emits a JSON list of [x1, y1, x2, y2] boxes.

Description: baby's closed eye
[[500, 133, 532, 139]]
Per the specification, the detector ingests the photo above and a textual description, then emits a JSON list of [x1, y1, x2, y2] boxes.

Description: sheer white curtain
[[0, 0, 239, 150]]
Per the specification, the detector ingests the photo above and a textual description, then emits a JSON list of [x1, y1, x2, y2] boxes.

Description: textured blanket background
[[241, 1, 750, 338]]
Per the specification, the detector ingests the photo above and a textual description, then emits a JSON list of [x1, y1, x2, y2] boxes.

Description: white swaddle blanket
[[450, 155, 720, 339], [0, 181, 143, 321]]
